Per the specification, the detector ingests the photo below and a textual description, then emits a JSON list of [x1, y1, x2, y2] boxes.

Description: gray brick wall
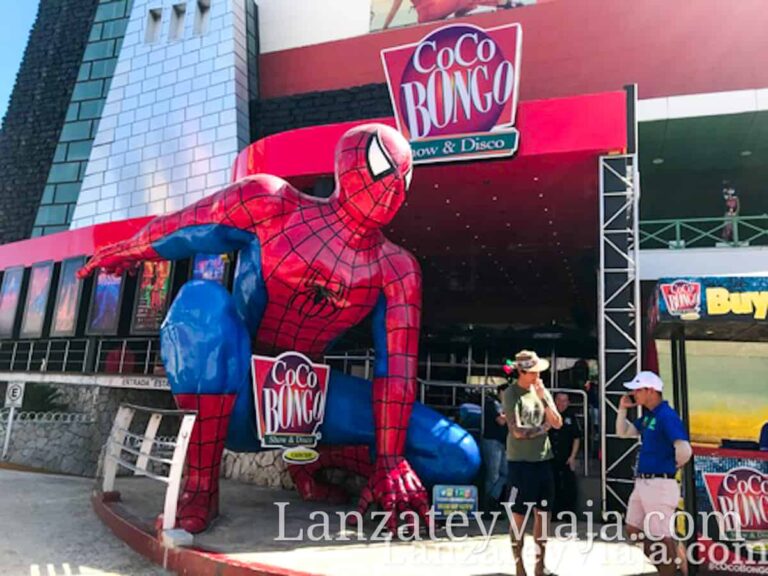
[[70, 0, 253, 228]]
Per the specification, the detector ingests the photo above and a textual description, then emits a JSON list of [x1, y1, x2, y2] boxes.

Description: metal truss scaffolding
[[599, 153, 641, 516]]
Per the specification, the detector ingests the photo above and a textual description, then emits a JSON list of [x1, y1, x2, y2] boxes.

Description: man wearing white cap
[[616, 371, 692, 576], [503, 350, 563, 576]]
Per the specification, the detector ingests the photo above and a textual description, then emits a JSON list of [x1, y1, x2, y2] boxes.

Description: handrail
[[0, 337, 162, 377], [101, 403, 196, 537], [640, 214, 768, 249]]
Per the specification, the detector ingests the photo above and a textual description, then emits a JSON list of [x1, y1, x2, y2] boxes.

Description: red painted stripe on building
[[260, 0, 768, 101], [2, 91, 625, 270], [0, 218, 152, 270], [233, 91, 627, 181]]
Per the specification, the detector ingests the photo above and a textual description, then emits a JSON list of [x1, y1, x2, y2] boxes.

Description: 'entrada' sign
[[381, 23, 522, 164], [252, 351, 330, 463]]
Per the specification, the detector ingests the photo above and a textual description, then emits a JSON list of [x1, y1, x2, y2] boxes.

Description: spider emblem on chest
[[288, 268, 348, 319]]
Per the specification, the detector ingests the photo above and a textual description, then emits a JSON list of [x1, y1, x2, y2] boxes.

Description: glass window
[[67, 140, 93, 162], [95, 2, 125, 22], [47, 163, 80, 184], [65, 103, 80, 122], [89, 23, 103, 42], [53, 143, 68, 162], [41, 186, 55, 205], [90, 58, 117, 79], [102, 19, 128, 40], [71, 81, 104, 102], [34, 205, 68, 226], [83, 40, 115, 62], [59, 121, 92, 142], [78, 99, 105, 120], [77, 63, 91, 82], [54, 183, 82, 204], [43, 225, 69, 235], [657, 339, 768, 446]]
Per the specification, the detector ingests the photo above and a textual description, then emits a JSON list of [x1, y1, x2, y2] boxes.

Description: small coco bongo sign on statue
[[252, 351, 330, 464]]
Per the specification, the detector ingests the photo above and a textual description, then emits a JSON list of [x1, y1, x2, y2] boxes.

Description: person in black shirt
[[482, 383, 509, 510], [548, 392, 582, 515]]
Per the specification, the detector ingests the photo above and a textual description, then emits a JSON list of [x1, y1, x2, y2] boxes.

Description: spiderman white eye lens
[[367, 133, 394, 180], [404, 168, 413, 191]]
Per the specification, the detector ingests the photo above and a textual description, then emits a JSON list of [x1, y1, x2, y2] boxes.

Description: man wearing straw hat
[[503, 350, 563, 576]]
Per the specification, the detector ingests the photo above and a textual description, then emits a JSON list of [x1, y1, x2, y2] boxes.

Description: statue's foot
[[175, 489, 220, 533], [289, 466, 349, 504]]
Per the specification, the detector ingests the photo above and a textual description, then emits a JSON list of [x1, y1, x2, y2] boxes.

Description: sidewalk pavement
[[0, 468, 166, 576]]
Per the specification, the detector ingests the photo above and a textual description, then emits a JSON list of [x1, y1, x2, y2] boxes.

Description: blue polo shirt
[[633, 400, 688, 475]]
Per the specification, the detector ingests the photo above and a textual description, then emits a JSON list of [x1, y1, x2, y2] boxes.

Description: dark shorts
[[507, 460, 555, 514]]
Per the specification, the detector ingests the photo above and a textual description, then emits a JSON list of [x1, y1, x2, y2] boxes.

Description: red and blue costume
[[80, 124, 479, 533]]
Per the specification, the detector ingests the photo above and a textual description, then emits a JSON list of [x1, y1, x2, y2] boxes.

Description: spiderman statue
[[79, 123, 480, 533]]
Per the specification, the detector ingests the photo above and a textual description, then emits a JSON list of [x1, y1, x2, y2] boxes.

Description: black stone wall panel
[[0, 0, 99, 244], [253, 83, 394, 140]]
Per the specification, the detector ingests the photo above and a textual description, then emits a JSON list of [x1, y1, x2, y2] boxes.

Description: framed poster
[[86, 269, 125, 336], [131, 260, 173, 334], [0, 267, 25, 339], [191, 253, 229, 285], [50, 256, 86, 337], [19, 261, 55, 339]]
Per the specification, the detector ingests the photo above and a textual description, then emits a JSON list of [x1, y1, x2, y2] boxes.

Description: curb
[[91, 490, 321, 576]]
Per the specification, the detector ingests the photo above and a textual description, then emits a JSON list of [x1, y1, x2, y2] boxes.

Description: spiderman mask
[[335, 124, 414, 228]]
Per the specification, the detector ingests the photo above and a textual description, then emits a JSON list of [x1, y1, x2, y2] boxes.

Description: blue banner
[[656, 277, 768, 323]]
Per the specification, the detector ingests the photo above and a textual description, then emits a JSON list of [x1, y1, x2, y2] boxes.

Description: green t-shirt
[[502, 383, 553, 462]]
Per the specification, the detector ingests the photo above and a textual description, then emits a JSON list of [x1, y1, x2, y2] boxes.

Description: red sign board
[[381, 22, 522, 164], [251, 351, 330, 451], [660, 279, 702, 320], [704, 467, 768, 537]]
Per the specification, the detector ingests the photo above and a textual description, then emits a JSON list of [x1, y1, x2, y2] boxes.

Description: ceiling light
[[445, 198, 450, 204], [740, 150, 752, 157], [533, 177, 539, 182], [652, 158, 664, 165], [492, 196, 498, 201]]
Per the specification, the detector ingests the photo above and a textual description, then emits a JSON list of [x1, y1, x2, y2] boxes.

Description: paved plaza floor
[[113, 475, 657, 576]]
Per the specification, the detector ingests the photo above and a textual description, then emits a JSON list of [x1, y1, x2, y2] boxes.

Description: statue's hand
[[356, 455, 428, 534], [77, 240, 141, 278]]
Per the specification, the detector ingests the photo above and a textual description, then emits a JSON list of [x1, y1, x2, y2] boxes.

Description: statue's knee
[[161, 280, 250, 396], [164, 280, 234, 335], [440, 427, 481, 483]]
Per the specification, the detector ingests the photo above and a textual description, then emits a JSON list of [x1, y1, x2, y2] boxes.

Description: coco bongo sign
[[381, 22, 522, 164], [252, 351, 330, 464]]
